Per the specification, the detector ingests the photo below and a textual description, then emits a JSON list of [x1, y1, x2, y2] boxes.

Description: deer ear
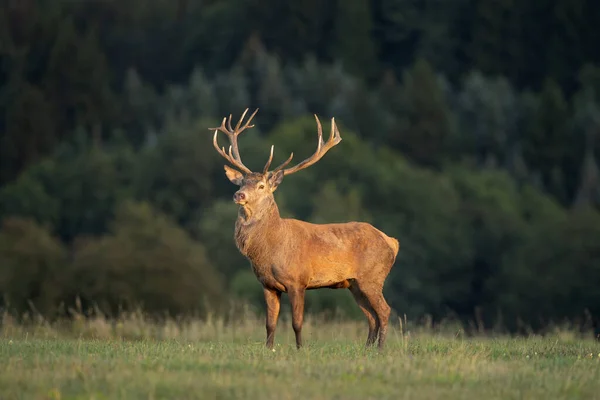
[[224, 165, 244, 185], [268, 170, 284, 191]]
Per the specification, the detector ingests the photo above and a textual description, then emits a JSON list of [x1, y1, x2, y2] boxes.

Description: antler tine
[[240, 108, 259, 132], [263, 145, 275, 174], [219, 117, 228, 132], [315, 114, 324, 151], [235, 108, 250, 131], [262, 146, 295, 174], [329, 117, 338, 141], [279, 115, 342, 176], [272, 152, 294, 172]]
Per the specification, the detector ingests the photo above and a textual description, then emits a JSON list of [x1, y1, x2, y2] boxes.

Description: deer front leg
[[288, 287, 306, 349], [264, 287, 281, 349]]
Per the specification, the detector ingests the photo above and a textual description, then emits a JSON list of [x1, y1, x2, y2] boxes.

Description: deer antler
[[265, 115, 341, 176], [262, 145, 295, 174], [210, 108, 258, 174]]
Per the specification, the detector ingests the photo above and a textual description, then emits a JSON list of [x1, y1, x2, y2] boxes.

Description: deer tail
[[386, 236, 400, 258], [376, 229, 400, 259]]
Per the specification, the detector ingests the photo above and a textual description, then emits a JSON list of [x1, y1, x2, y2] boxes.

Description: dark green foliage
[[497, 207, 600, 331], [1, 82, 58, 184], [521, 80, 573, 203], [0, 138, 136, 241], [390, 58, 454, 167], [447, 167, 564, 326], [453, 71, 519, 168], [132, 117, 223, 232], [365, 153, 473, 319], [69, 201, 224, 317], [331, 0, 378, 79], [1, 0, 600, 331], [0, 218, 67, 315], [198, 200, 247, 280]]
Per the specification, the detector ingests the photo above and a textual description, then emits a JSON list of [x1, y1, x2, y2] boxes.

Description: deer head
[[210, 109, 342, 220]]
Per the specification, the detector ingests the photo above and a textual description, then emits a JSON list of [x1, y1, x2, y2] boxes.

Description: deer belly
[[307, 277, 351, 289], [306, 258, 356, 289]]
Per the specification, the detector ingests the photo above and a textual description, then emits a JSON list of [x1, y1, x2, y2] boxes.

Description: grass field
[[1, 312, 599, 400]]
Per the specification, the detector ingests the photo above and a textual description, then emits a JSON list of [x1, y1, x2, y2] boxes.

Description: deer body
[[210, 110, 399, 349], [235, 203, 398, 293]]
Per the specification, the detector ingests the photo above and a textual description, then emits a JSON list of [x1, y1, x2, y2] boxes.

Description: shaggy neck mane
[[234, 197, 283, 259]]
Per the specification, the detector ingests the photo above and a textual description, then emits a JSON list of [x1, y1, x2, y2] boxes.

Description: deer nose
[[233, 191, 246, 203]]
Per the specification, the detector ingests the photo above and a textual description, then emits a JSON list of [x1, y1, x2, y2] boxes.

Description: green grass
[[1, 313, 599, 399]]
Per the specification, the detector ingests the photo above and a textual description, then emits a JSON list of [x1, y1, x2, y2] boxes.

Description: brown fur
[[225, 170, 399, 349]]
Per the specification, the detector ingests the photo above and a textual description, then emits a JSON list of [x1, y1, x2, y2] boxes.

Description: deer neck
[[234, 198, 283, 260]]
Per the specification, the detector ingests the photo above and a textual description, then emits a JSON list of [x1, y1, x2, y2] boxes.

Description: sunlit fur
[[224, 166, 399, 349]]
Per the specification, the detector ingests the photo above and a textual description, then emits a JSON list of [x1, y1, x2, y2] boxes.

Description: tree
[[391, 59, 454, 168], [0, 166, 60, 228], [331, 0, 378, 79], [246, 0, 334, 63], [309, 181, 371, 224], [43, 18, 115, 142], [0, 218, 67, 316], [1, 81, 57, 185], [371, 0, 421, 73], [447, 166, 565, 326], [133, 118, 224, 233], [237, 36, 294, 130], [120, 68, 161, 147], [0, 137, 136, 242], [572, 64, 600, 209], [369, 156, 473, 319], [497, 207, 600, 332], [286, 56, 364, 132], [468, 0, 523, 83], [212, 65, 251, 123], [521, 79, 573, 203], [197, 200, 247, 280], [70, 201, 224, 316], [160, 68, 217, 131], [454, 71, 520, 167]]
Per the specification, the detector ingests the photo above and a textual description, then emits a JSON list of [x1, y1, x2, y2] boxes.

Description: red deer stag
[[210, 109, 399, 349]]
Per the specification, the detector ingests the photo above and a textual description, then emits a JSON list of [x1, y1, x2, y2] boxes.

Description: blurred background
[[0, 0, 599, 334]]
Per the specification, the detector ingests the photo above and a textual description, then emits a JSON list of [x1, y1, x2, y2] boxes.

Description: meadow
[[1, 311, 599, 400]]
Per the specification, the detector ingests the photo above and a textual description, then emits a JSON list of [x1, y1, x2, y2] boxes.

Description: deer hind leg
[[349, 284, 378, 346], [264, 287, 282, 349], [362, 289, 391, 349], [353, 280, 391, 349], [288, 286, 306, 349]]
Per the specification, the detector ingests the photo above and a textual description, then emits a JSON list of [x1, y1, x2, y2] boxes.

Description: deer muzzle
[[233, 191, 247, 204]]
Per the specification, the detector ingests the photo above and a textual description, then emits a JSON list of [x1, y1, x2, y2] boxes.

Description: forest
[[1, 0, 600, 334]]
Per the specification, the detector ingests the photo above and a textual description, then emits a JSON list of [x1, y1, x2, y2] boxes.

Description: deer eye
[[258, 184, 265, 190]]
